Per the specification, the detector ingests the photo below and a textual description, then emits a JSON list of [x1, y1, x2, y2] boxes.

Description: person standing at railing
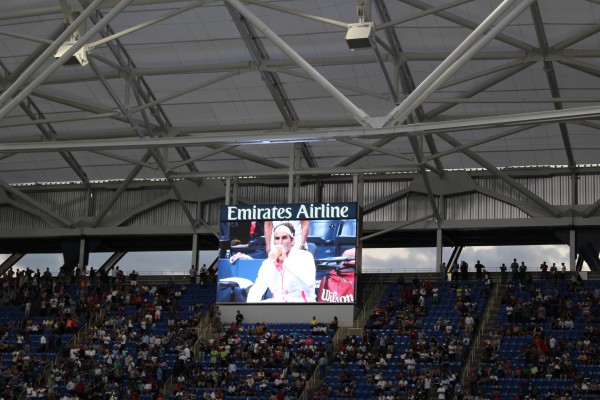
[[200, 264, 208, 286], [499, 263, 507, 284], [474, 260, 485, 280], [235, 310, 244, 326], [460, 260, 468, 281], [129, 269, 139, 288], [540, 261, 549, 280], [510, 258, 519, 281], [189, 265, 195, 284], [519, 261, 527, 282]]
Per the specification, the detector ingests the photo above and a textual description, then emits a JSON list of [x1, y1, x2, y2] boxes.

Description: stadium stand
[[5, 265, 600, 400], [319, 276, 486, 399], [473, 274, 600, 400], [0, 266, 216, 400]]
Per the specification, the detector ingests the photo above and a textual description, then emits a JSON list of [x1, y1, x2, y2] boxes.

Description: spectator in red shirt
[[75, 381, 85, 397]]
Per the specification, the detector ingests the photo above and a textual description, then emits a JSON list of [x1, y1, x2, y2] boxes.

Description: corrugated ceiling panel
[[407, 194, 436, 221], [0, 205, 51, 230], [201, 200, 224, 226], [363, 198, 408, 223], [123, 201, 197, 227], [321, 182, 354, 203], [363, 180, 412, 205], [445, 193, 528, 220], [578, 174, 600, 205], [25, 190, 88, 220], [362, 180, 412, 222], [474, 177, 531, 202], [515, 175, 572, 206], [297, 183, 319, 204], [237, 185, 289, 205], [91, 188, 170, 218]]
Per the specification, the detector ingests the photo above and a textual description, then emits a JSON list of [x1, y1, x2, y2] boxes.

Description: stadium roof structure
[[4, 1, 600, 270], [1, 0, 600, 185]]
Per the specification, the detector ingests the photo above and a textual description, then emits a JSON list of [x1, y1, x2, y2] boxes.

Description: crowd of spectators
[[470, 275, 600, 399], [319, 277, 483, 400], [5, 260, 600, 400], [0, 265, 213, 400], [165, 319, 337, 400], [0, 266, 95, 399]]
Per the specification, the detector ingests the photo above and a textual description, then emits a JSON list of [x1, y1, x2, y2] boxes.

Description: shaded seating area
[[0, 264, 215, 399], [0, 269, 93, 399], [168, 321, 336, 400], [48, 281, 216, 399], [474, 278, 600, 399], [321, 278, 486, 399]]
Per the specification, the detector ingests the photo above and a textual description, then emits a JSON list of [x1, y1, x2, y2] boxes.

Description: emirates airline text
[[224, 203, 355, 221]]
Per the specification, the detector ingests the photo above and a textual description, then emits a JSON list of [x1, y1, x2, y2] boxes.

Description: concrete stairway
[[301, 278, 391, 400], [353, 277, 391, 330], [460, 281, 508, 388]]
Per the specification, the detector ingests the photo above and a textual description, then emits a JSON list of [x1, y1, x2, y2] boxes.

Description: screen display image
[[217, 203, 358, 304]]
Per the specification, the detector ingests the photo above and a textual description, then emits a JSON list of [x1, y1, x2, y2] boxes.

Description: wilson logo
[[319, 289, 354, 303]]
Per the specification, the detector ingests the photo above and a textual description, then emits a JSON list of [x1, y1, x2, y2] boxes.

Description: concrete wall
[[218, 303, 355, 327]]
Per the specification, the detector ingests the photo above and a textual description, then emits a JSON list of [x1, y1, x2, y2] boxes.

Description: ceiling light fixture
[[55, 34, 90, 66], [346, 0, 374, 50], [54, 9, 89, 66]]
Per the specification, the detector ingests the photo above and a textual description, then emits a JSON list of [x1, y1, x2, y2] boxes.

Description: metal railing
[[354, 281, 385, 329], [459, 281, 501, 386]]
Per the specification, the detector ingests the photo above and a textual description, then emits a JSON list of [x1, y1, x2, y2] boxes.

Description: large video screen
[[217, 202, 359, 304]]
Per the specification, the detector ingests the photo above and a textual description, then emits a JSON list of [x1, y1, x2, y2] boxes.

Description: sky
[[361, 244, 575, 273], [0, 244, 579, 276]]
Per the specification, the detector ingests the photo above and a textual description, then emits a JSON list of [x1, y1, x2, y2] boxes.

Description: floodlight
[[55, 36, 89, 66], [346, 0, 373, 50], [345, 22, 374, 50]]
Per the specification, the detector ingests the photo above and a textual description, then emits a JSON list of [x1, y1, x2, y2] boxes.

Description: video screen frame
[[217, 202, 359, 304]]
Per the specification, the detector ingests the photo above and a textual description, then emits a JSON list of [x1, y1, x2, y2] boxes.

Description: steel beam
[[224, 0, 375, 127], [530, 2, 575, 168], [0, 0, 132, 119], [5, 102, 600, 153], [437, 132, 560, 217], [382, 0, 535, 128], [399, 0, 535, 51]]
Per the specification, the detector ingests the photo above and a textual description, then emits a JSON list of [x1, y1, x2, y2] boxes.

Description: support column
[[287, 174, 294, 203], [191, 233, 199, 275], [221, 179, 234, 259], [79, 237, 86, 274], [225, 178, 231, 205], [294, 143, 302, 202], [570, 229, 576, 271], [570, 171, 577, 272], [0, 254, 24, 277], [357, 175, 364, 209], [288, 144, 301, 203], [232, 178, 239, 205], [436, 228, 444, 273]]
